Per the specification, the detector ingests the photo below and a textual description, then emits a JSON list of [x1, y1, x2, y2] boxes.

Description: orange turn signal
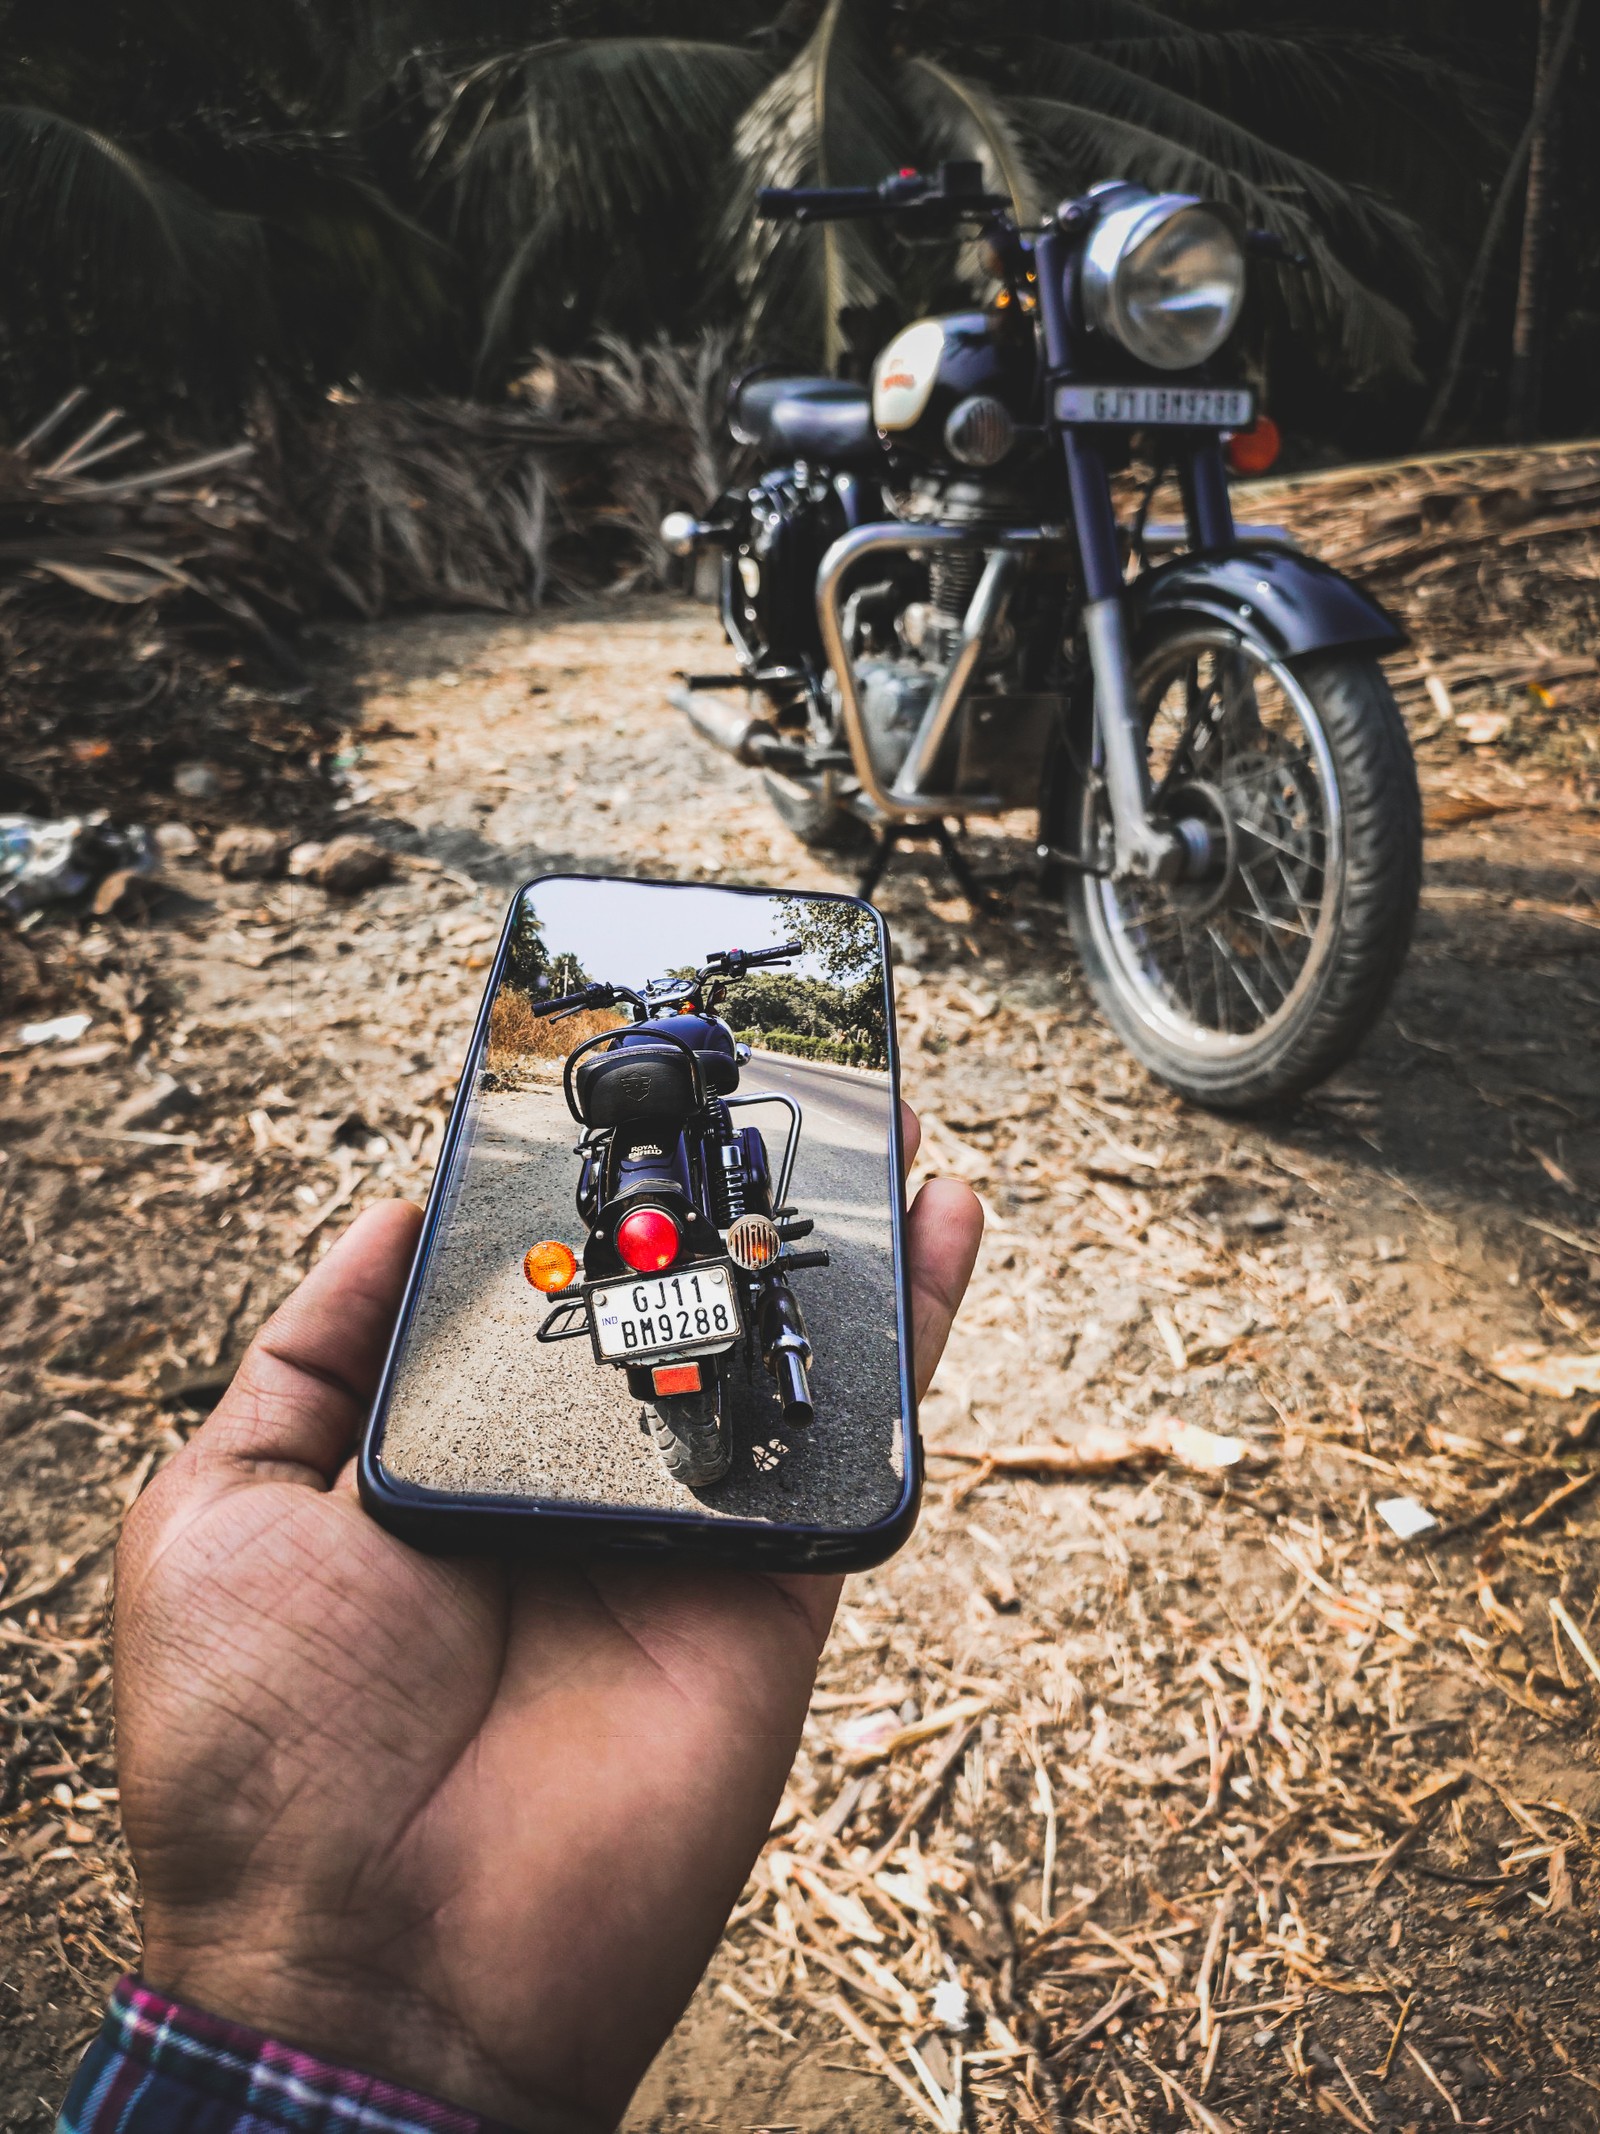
[[524, 1240, 578, 1293], [1225, 413, 1281, 476]]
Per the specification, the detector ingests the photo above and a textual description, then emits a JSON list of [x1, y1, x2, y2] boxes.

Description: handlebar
[[758, 161, 1006, 225], [530, 981, 617, 1019], [758, 184, 884, 224], [703, 939, 802, 976], [1247, 227, 1310, 268], [529, 942, 800, 1019]]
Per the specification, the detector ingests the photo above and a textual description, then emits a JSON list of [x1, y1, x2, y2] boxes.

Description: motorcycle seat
[[575, 1045, 697, 1128], [730, 375, 880, 467]]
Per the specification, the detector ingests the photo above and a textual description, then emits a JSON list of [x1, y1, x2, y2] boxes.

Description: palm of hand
[[117, 1174, 978, 2130]]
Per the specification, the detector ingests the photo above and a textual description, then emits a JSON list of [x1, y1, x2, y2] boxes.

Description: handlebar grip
[[756, 184, 882, 223], [531, 986, 604, 1018]]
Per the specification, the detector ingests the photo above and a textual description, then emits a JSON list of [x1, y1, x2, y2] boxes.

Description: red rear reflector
[[1225, 413, 1281, 476], [615, 1206, 681, 1272], [652, 1362, 703, 1397]]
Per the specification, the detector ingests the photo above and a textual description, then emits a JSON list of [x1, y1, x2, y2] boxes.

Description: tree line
[[3, 0, 1594, 459]]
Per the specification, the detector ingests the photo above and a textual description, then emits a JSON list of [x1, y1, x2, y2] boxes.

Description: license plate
[[589, 1263, 742, 1361], [1055, 384, 1254, 429]]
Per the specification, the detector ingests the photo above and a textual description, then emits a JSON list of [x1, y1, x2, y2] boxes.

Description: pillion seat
[[573, 1043, 739, 1127], [730, 376, 880, 466]]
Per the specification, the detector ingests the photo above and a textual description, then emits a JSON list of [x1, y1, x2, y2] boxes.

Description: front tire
[[1066, 635, 1420, 1111], [647, 1385, 732, 1488]]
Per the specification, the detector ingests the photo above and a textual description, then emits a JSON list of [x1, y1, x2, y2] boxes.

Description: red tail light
[[652, 1362, 702, 1397], [615, 1206, 681, 1273]]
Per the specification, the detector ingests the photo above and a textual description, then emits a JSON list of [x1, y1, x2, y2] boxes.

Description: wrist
[[134, 1940, 610, 2134]]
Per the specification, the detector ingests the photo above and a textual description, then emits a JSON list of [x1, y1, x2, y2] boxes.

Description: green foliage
[[504, 900, 593, 998], [737, 1026, 883, 1068], [0, 0, 1580, 447], [772, 895, 881, 985], [731, 966, 887, 1070]]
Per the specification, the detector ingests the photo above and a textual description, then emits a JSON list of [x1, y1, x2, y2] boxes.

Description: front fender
[[1130, 543, 1405, 661]]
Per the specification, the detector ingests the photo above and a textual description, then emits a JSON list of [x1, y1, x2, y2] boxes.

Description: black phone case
[[358, 875, 921, 1572]]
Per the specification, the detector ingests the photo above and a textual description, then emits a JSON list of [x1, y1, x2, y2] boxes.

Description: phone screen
[[365, 875, 912, 1552]]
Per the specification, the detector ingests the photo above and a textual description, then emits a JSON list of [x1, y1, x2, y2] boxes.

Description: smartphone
[[360, 874, 918, 1570]]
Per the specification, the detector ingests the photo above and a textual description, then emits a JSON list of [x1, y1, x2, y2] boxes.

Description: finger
[[189, 1200, 422, 1491], [900, 1099, 921, 1174], [906, 1175, 983, 1401]]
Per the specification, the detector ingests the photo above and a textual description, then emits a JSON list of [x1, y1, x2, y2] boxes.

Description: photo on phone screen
[[369, 875, 910, 1537]]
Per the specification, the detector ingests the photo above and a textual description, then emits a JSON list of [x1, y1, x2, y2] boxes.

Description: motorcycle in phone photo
[[363, 877, 915, 1563]]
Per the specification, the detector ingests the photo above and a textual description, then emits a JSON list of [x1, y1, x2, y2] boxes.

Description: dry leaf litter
[[1, 442, 1599, 2130]]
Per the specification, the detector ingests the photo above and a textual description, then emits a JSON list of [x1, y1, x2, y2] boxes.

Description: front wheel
[[647, 1383, 732, 1488], [1066, 633, 1420, 1111]]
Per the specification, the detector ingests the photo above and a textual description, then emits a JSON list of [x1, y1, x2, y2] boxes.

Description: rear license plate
[[1055, 384, 1254, 429], [589, 1263, 742, 1361]]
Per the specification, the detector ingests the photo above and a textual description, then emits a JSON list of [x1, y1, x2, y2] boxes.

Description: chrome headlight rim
[[1082, 191, 1246, 373]]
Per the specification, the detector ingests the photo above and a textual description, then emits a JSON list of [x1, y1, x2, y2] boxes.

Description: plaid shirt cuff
[[58, 1976, 521, 2134]]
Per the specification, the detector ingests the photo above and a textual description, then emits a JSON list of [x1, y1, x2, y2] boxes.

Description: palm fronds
[[718, 0, 906, 368], [425, 38, 766, 375]]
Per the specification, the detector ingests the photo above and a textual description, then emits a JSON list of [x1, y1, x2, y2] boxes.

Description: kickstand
[[857, 818, 1009, 912]]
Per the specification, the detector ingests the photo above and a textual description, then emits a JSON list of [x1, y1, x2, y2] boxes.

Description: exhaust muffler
[[668, 684, 808, 772]]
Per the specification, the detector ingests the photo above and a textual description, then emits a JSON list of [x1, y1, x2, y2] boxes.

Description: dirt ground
[[3, 592, 1600, 2131]]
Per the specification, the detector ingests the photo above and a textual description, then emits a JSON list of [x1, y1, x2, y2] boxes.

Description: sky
[[519, 877, 873, 993]]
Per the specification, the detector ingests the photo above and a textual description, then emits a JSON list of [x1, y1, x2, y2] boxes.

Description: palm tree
[[0, 0, 453, 425], [429, 0, 1493, 383]]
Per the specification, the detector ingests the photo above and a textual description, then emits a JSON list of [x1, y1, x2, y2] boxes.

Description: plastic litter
[[1376, 1495, 1438, 1540], [19, 1013, 92, 1045], [1, 813, 156, 916]]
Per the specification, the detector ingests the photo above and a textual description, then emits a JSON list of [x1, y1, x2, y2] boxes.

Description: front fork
[[1063, 431, 1232, 882], [1033, 222, 1233, 884]]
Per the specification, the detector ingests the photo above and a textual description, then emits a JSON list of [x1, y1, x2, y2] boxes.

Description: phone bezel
[[358, 873, 921, 1571]]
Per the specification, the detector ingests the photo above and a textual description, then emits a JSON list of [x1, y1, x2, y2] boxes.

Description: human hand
[[113, 1109, 982, 2131]]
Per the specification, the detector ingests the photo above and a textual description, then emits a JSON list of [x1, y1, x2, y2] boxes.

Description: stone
[[110, 1073, 196, 1130], [301, 834, 391, 893], [213, 826, 291, 880]]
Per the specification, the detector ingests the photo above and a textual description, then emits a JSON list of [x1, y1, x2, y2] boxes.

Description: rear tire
[[1067, 639, 1420, 1112], [647, 1386, 732, 1488], [761, 769, 874, 854]]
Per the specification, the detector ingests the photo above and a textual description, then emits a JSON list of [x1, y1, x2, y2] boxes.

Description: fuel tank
[[871, 309, 1036, 463], [615, 1010, 741, 1098]]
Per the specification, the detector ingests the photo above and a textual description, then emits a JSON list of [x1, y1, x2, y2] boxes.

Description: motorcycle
[[521, 941, 828, 1489], [663, 162, 1421, 1112]]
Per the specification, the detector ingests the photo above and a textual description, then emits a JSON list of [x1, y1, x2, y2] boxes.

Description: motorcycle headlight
[[1082, 193, 1245, 371]]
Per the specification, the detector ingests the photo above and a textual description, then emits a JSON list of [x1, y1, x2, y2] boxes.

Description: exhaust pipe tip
[[660, 511, 708, 557], [672, 684, 807, 770]]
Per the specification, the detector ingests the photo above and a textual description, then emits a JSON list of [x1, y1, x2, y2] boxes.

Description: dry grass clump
[[486, 986, 624, 1076]]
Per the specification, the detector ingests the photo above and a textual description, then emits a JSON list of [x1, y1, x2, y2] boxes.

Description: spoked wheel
[[1066, 630, 1420, 1111], [647, 1383, 732, 1489]]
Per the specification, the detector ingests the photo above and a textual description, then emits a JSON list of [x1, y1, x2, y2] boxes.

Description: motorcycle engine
[[837, 658, 931, 785], [828, 553, 987, 786]]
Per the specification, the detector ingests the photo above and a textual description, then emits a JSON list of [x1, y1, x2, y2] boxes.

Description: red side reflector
[[652, 1362, 702, 1397]]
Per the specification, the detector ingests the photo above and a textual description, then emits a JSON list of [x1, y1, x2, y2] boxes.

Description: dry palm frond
[[260, 331, 737, 618]]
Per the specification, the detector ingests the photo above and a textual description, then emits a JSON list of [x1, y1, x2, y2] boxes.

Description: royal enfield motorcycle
[[522, 942, 827, 1488], [664, 162, 1420, 1111]]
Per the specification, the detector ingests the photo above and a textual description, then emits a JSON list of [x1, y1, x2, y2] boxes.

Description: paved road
[[379, 1051, 906, 1526]]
